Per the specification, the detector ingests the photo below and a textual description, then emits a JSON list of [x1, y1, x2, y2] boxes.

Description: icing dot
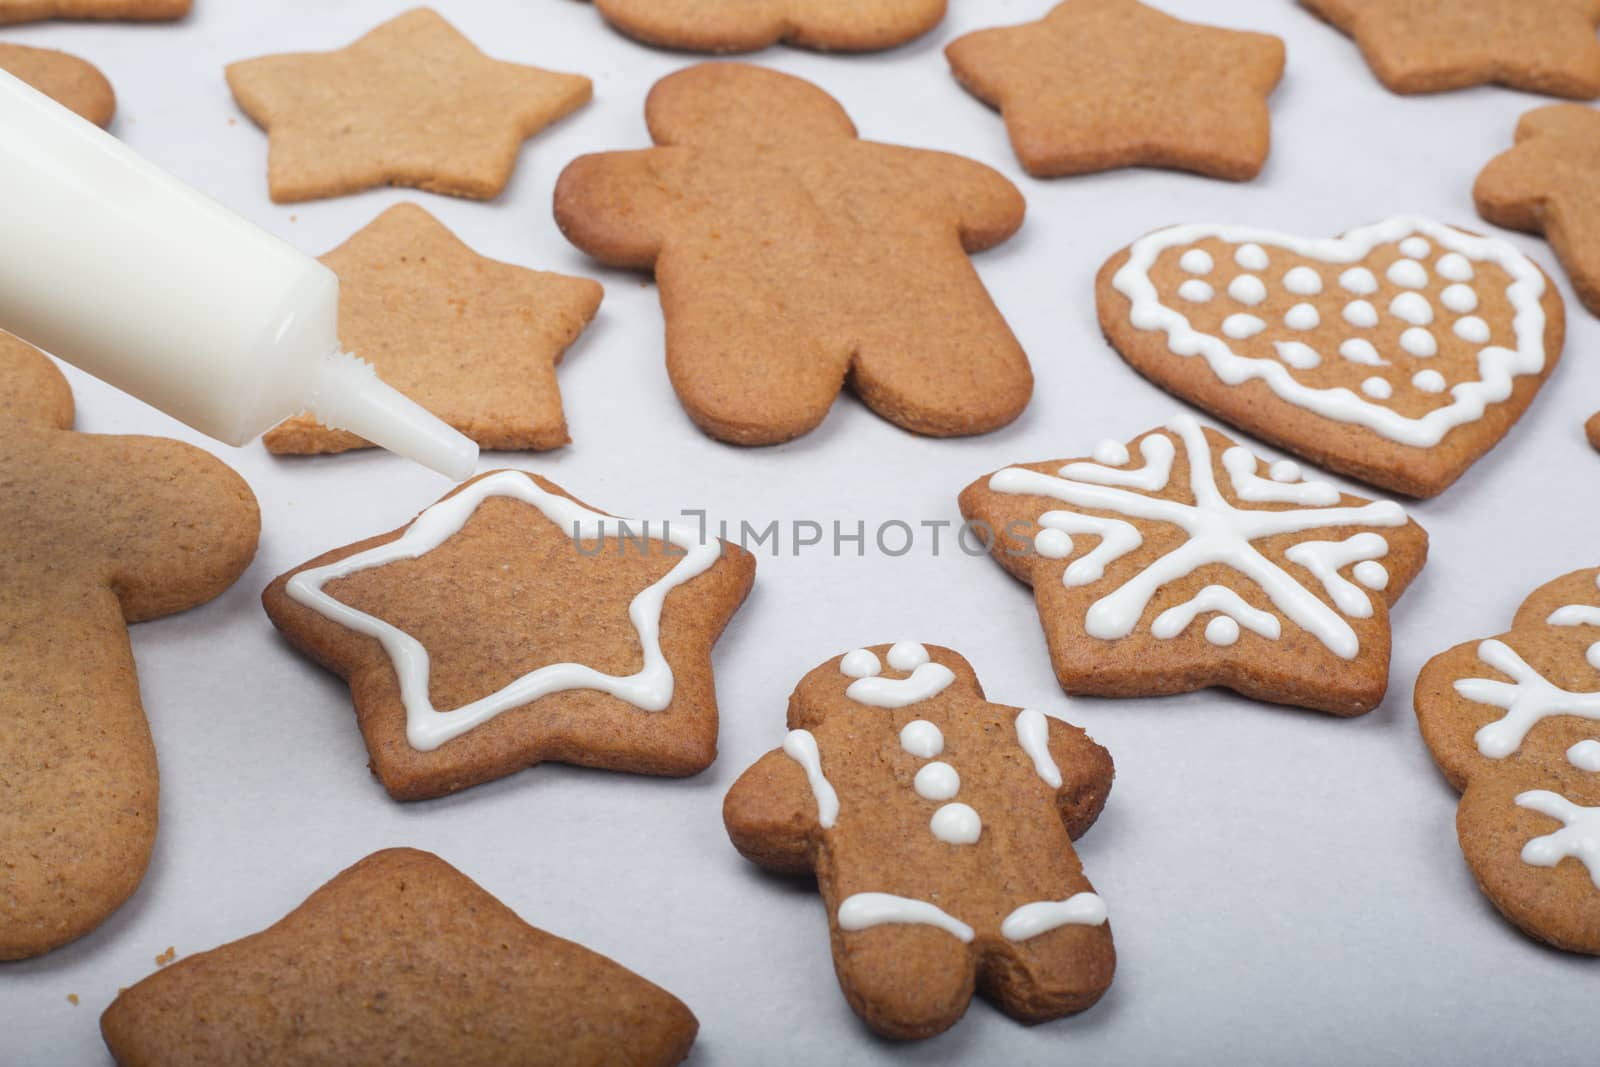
[[887, 641, 930, 672], [1338, 338, 1385, 366], [1285, 303, 1320, 330], [1034, 528, 1073, 559], [1437, 252, 1474, 282], [1362, 377, 1393, 400], [930, 803, 982, 845], [900, 720, 944, 759], [1340, 267, 1378, 295], [1568, 740, 1600, 773], [840, 649, 881, 679], [1412, 369, 1447, 394], [1389, 292, 1434, 326], [1179, 279, 1214, 303], [1205, 616, 1241, 646], [1354, 561, 1389, 590], [1269, 459, 1302, 483], [1387, 259, 1428, 288], [1274, 341, 1320, 369], [1180, 249, 1214, 274], [1441, 283, 1478, 314], [914, 761, 961, 801], [1343, 300, 1378, 328], [1228, 274, 1267, 305], [1223, 313, 1265, 339], [1400, 236, 1431, 259], [1235, 243, 1270, 270], [1591, 643, 1600, 672], [1284, 266, 1323, 295], [1401, 327, 1438, 358], [1093, 439, 1130, 466], [1453, 316, 1490, 344]]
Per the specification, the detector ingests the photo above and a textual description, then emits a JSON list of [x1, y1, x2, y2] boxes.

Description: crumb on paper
[[66, 994, 79, 1006], [154, 946, 177, 967]]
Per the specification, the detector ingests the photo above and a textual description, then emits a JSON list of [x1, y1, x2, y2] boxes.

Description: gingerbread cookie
[[264, 204, 602, 455], [554, 62, 1031, 445], [0, 334, 259, 961], [946, 0, 1284, 180], [959, 415, 1428, 715], [1414, 568, 1600, 954], [0, 0, 186, 23], [724, 643, 1115, 1039], [262, 471, 754, 800], [1097, 217, 1565, 498], [1301, 0, 1600, 98], [588, 0, 945, 53], [227, 8, 592, 203], [1588, 411, 1600, 450], [0, 43, 115, 126], [1475, 104, 1600, 317], [100, 848, 699, 1065]]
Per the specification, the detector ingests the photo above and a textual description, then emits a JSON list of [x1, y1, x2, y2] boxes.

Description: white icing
[[285, 471, 719, 752], [1222, 445, 1341, 506], [1387, 259, 1428, 288], [1437, 252, 1474, 282], [1285, 303, 1320, 330], [783, 729, 838, 829], [1400, 328, 1437, 357], [1413, 369, 1446, 394], [913, 761, 960, 801], [1229, 275, 1267, 306], [1515, 791, 1600, 888], [838, 893, 974, 942], [1270, 460, 1302, 482], [989, 415, 1406, 659], [1206, 616, 1241, 645], [1400, 237, 1431, 259], [1453, 316, 1490, 344], [1059, 434, 1175, 490], [1224, 313, 1265, 338], [1283, 266, 1323, 295], [1283, 533, 1389, 619], [1014, 708, 1062, 789], [1093, 438, 1131, 466], [900, 720, 944, 758], [1456, 640, 1600, 758], [1343, 300, 1379, 328], [840, 648, 881, 679], [1339, 338, 1387, 366], [1340, 266, 1378, 294], [1035, 528, 1074, 559], [1180, 249, 1214, 274], [1361, 377, 1393, 400], [846, 662, 956, 708], [887, 641, 930, 672], [1113, 218, 1547, 448], [1353, 561, 1389, 590], [1568, 739, 1600, 773], [1000, 893, 1109, 941], [1389, 292, 1433, 326], [1442, 283, 1478, 313], [1275, 341, 1321, 369], [1151, 584, 1282, 644], [930, 802, 982, 844], [1236, 243, 1270, 270], [1179, 279, 1214, 303]]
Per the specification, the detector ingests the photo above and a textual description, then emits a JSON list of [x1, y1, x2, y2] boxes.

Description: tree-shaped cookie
[[262, 471, 755, 800], [960, 415, 1428, 715], [101, 848, 699, 1065], [724, 643, 1116, 1039], [0, 0, 186, 24], [0, 335, 259, 960], [0, 43, 115, 126], [587, 0, 946, 53], [554, 62, 1032, 446], [1415, 568, 1600, 954]]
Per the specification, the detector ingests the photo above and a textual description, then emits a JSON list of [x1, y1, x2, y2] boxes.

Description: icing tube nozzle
[[310, 352, 479, 481]]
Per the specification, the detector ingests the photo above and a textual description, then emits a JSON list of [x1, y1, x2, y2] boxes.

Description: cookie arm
[[553, 149, 683, 270], [1046, 719, 1114, 841], [904, 150, 1024, 253], [1473, 142, 1550, 233], [723, 748, 819, 875]]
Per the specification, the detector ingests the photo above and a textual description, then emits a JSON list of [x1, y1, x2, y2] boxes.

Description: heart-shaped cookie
[[1097, 217, 1565, 497]]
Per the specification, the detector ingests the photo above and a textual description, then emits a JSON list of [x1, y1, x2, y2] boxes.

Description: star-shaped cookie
[[587, 0, 946, 53], [0, 0, 186, 23], [947, 0, 1285, 180], [262, 471, 755, 800], [226, 7, 592, 203], [1302, 0, 1600, 98], [0, 43, 115, 126], [264, 204, 602, 456]]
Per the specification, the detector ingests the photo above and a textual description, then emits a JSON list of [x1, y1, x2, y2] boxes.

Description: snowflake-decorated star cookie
[[724, 643, 1116, 1040], [1096, 217, 1565, 497], [959, 415, 1429, 715], [1415, 567, 1600, 955]]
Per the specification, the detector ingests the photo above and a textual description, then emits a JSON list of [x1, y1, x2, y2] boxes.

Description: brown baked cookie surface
[[264, 204, 602, 455], [1302, 0, 1600, 98], [0, 43, 115, 126], [960, 415, 1428, 715], [100, 848, 699, 1066], [724, 644, 1116, 1040], [1414, 568, 1600, 954], [1096, 218, 1565, 498], [589, 0, 945, 53], [262, 471, 755, 800], [554, 62, 1031, 446], [946, 0, 1284, 180], [0, 334, 259, 961], [0, 0, 186, 23], [1588, 410, 1600, 450], [226, 7, 591, 203]]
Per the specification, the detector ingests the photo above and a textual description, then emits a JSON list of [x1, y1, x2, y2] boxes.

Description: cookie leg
[[830, 924, 976, 1040], [979, 921, 1117, 1023]]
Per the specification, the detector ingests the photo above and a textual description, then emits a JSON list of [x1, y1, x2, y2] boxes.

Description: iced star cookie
[[0, 0, 186, 23], [226, 8, 592, 203], [100, 849, 699, 1065], [0, 335, 259, 960], [0, 43, 115, 126], [724, 644, 1115, 1040], [262, 471, 755, 800], [959, 415, 1428, 715], [587, 0, 945, 53], [946, 0, 1284, 180], [264, 204, 602, 455], [1097, 217, 1565, 498], [554, 62, 1032, 445], [1302, 0, 1600, 98], [1415, 568, 1600, 954]]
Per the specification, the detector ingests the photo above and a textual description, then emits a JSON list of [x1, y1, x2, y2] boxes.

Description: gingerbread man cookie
[[724, 643, 1115, 1040], [1415, 568, 1600, 954], [0, 335, 259, 960], [960, 415, 1428, 715], [0, 0, 186, 23], [554, 62, 1032, 445], [587, 0, 946, 53], [0, 43, 115, 126], [1097, 217, 1565, 497], [263, 471, 754, 800]]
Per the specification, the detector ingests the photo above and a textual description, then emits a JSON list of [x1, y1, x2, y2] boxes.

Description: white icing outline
[[784, 729, 838, 829], [846, 663, 956, 708], [1015, 709, 1062, 788], [1000, 893, 1108, 941], [838, 893, 974, 942], [1516, 791, 1600, 888], [1151, 585, 1282, 644], [1456, 640, 1600, 759]]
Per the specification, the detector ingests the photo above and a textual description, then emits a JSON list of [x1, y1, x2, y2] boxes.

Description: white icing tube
[[0, 71, 476, 480]]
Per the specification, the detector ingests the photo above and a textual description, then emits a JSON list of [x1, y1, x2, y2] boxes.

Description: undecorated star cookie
[[587, 0, 946, 53], [959, 415, 1428, 715], [262, 471, 755, 800], [264, 204, 602, 455], [226, 7, 592, 203], [0, 334, 259, 961], [1096, 217, 1565, 497], [100, 848, 699, 1066], [946, 0, 1284, 180], [724, 643, 1116, 1040], [0, 0, 186, 24], [555, 63, 1032, 445], [0, 43, 115, 126], [1415, 568, 1600, 954], [1302, 0, 1600, 98]]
